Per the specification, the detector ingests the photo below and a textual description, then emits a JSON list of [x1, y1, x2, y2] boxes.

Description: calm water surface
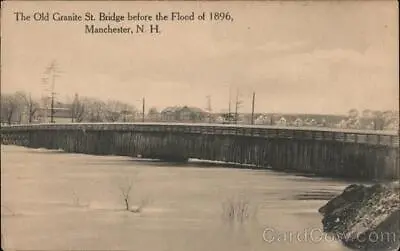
[[1, 145, 354, 251]]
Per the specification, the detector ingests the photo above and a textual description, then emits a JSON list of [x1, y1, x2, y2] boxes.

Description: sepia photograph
[[1, 1, 399, 251]]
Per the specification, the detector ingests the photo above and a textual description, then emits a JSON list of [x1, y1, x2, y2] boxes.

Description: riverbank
[[319, 182, 400, 250]]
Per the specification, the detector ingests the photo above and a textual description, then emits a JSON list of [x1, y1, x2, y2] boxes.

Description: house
[[217, 113, 235, 124], [146, 109, 160, 121], [214, 116, 224, 124], [340, 116, 361, 129], [317, 119, 327, 127], [37, 107, 72, 123], [337, 119, 348, 129], [348, 119, 361, 129], [255, 114, 269, 125], [160, 106, 178, 121], [385, 119, 399, 131], [160, 106, 207, 122], [293, 118, 303, 127], [304, 118, 317, 126], [360, 118, 375, 130], [276, 117, 287, 126], [120, 110, 136, 122], [33, 100, 73, 123]]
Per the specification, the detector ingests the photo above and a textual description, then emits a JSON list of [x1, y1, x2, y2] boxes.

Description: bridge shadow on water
[[25, 148, 378, 185], [27, 146, 375, 185], [125, 156, 373, 184], [26, 146, 375, 198]]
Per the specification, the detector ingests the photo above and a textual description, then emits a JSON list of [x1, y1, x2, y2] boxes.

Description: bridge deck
[[1, 122, 398, 135]]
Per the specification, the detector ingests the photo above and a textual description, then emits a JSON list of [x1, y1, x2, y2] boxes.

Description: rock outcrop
[[319, 182, 400, 251]]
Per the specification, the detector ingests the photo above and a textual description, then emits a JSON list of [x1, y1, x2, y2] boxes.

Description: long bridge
[[1, 123, 399, 180]]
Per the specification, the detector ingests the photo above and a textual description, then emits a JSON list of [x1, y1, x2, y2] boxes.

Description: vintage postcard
[[1, 1, 399, 251]]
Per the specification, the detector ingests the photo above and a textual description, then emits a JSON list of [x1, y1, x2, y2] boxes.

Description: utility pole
[[234, 89, 243, 125], [251, 92, 255, 125], [206, 95, 212, 113], [44, 61, 61, 123], [41, 77, 49, 123], [50, 91, 55, 123], [142, 97, 145, 122], [50, 66, 57, 123], [28, 93, 34, 123], [206, 95, 212, 123], [228, 85, 232, 123]]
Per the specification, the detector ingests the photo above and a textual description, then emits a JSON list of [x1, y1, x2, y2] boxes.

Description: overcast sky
[[1, 1, 398, 114]]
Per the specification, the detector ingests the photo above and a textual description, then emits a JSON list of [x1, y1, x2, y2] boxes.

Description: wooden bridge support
[[1, 124, 398, 180]]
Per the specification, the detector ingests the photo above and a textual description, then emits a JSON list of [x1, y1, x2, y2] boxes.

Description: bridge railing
[[1, 122, 398, 147]]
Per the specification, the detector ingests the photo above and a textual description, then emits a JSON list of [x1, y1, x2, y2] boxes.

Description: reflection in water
[[1, 145, 352, 251]]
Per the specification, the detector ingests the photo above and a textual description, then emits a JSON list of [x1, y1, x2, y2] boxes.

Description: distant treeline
[[0, 92, 137, 124], [1, 91, 398, 131]]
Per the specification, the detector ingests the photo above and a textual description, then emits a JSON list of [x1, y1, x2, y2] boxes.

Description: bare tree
[[104, 100, 136, 122], [348, 109, 359, 120], [118, 175, 149, 213], [1, 94, 17, 125], [382, 110, 395, 129], [81, 98, 106, 122], [0, 93, 26, 125], [119, 179, 133, 211], [22, 93, 39, 123], [70, 97, 136, 123], [362, 109, 373, 118], [105, 100, 122, 122], [221, 196, 251, 224], [71, 93, 85, 122], [92, 100, 106, 122], [148, 107, 159, 121], [372, 111, 384, 130]]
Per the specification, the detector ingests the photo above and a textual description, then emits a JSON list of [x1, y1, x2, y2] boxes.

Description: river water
[[1, 145, 354, 251]]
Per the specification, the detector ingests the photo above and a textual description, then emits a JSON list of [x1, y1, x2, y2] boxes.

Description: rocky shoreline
[[319, 182, 400, 251]]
